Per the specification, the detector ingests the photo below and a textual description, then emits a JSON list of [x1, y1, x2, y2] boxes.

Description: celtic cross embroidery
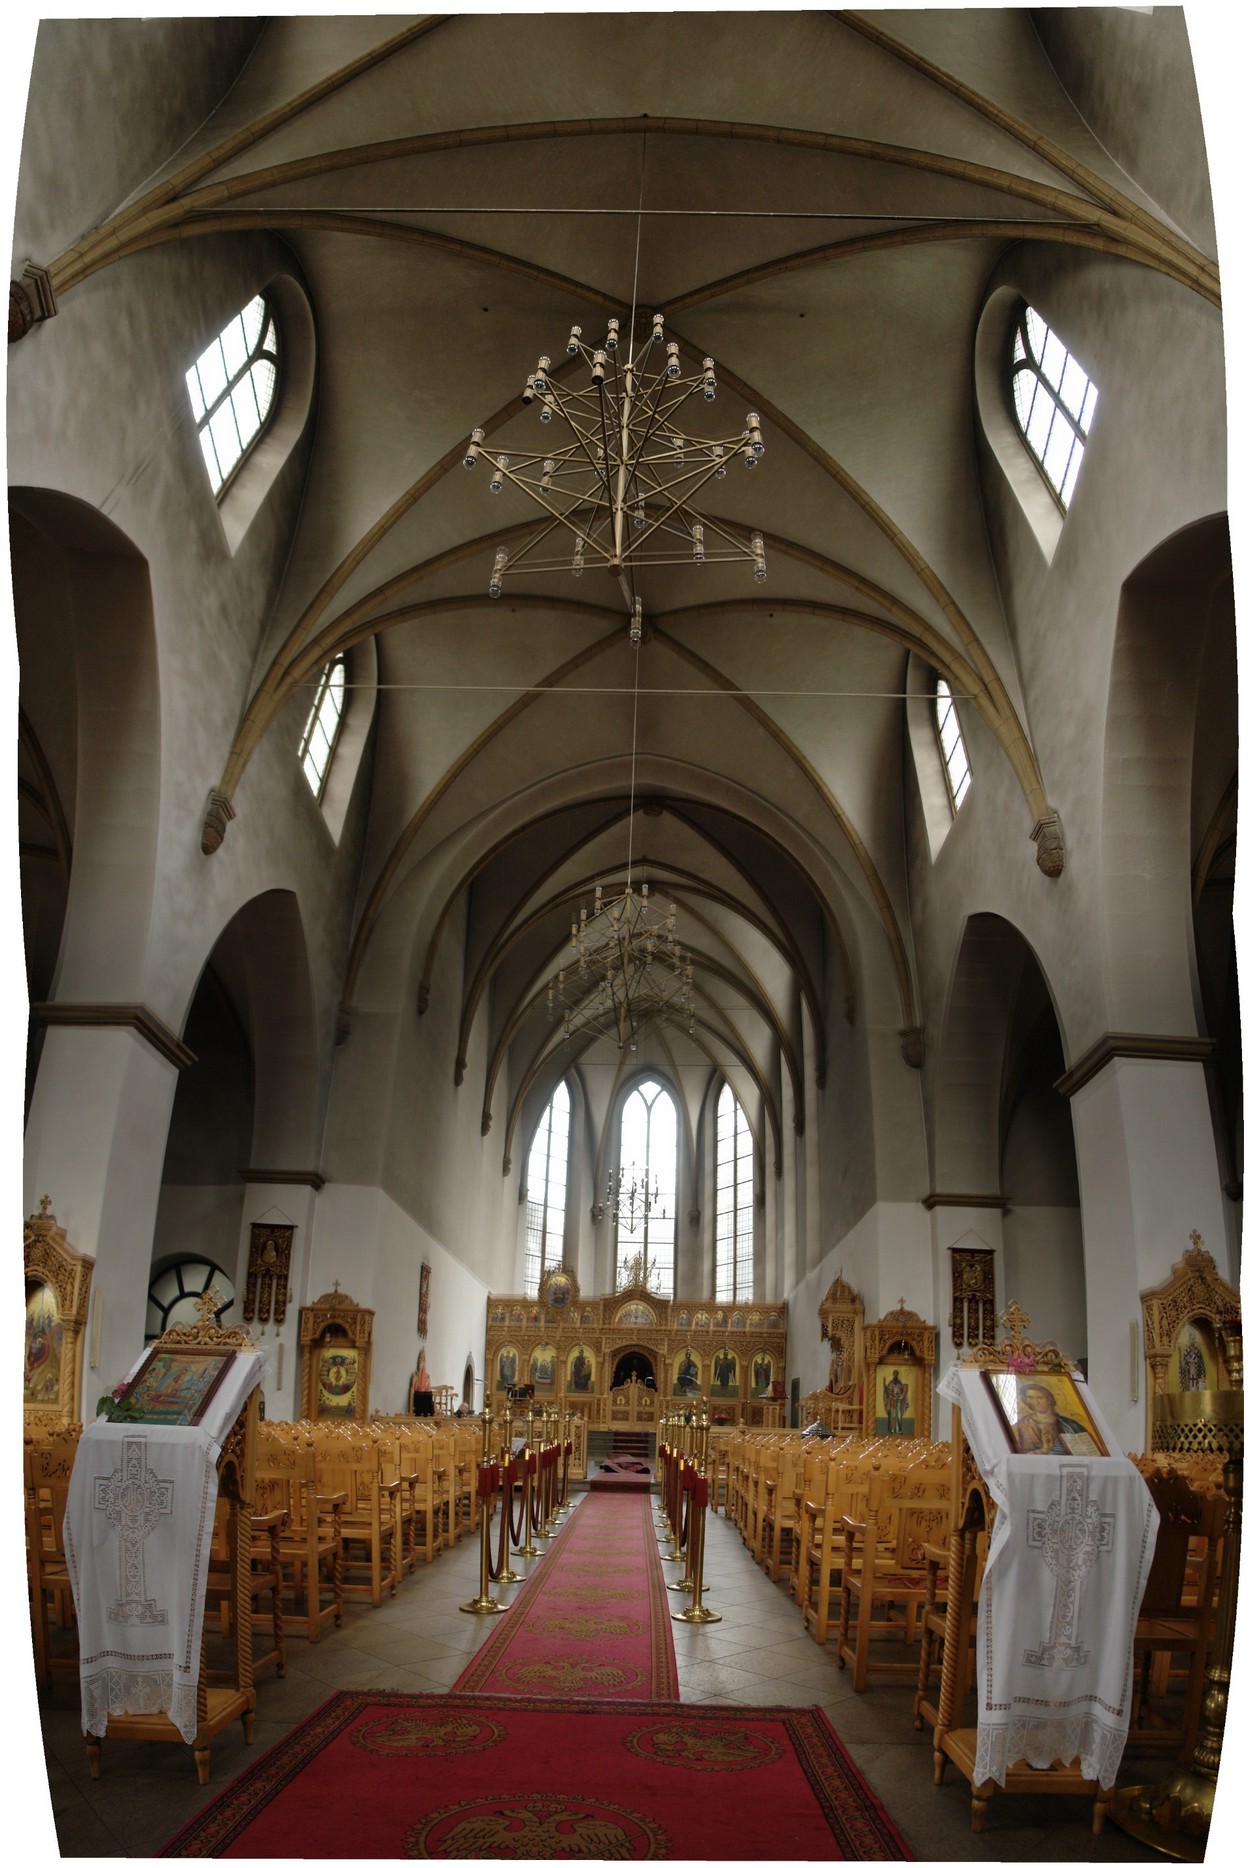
[[1024, 1466, 1114, 1669], [93, 1436, 174, 1624]]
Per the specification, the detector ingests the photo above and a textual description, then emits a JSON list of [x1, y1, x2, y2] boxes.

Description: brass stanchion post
[[674, 1468, 721, 1624], [669, 1456, 696, 1592], [515, 1405, 542, 1558], [496, 1450, 523, 1585], [460, 1459, 508, 1615]]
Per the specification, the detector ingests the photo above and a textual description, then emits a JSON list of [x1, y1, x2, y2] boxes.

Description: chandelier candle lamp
[[464, 313, 766, 617], [547, 880, 695, 1050]]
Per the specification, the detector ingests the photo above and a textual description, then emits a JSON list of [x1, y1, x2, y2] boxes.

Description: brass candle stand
[[1111, 1321, 1242, 1859]]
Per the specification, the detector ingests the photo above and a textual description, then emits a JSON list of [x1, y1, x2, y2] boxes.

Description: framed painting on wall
[[672, 1345, 702, 1396], [495, 1343, 521, 1391], [749, 1349, 774, 1399], [317, 1346, 360, 1417], [566, 1343, 596, 1395], [530, 1342, 557, 1391], [874, 1359, 918, 1436], [709, 1346, 739, 1399]]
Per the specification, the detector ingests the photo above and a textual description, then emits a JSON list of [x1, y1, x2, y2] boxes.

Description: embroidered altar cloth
[[64, 1351, 265, 1743], [940, 1363, 1157, 1789]]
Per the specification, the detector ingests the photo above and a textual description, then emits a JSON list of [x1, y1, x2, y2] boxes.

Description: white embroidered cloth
[[939, 1362, 1158, 1788], [64, 1350, 265, 1743]]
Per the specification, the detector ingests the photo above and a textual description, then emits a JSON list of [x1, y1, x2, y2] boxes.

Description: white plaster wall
[[789, 1202, 934, 1401], [310, 1184, 492, 1418]]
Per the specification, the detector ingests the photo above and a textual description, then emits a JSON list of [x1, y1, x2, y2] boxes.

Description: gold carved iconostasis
[[800, 1278, 937, 1438], [24, 1198, 94, 1426], [485, 1266, 787, 1427], [299, 1284, 373, 1421], [1141, 1232, 1242, 1455]]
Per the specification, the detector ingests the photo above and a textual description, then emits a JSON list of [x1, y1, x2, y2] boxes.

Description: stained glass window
[[524, 1080, 570, 1296], [1010, 304, 1098, 511], [714, 1082, 753, 1302], [186, 293, 279, 494]]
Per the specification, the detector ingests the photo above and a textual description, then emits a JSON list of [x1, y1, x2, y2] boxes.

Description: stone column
[[1066, 1053, 1229, 1450], [24, 1024, 182, 1412]]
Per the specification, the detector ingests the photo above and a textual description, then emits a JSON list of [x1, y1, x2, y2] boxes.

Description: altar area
[[484, 1265, 788, 1435]]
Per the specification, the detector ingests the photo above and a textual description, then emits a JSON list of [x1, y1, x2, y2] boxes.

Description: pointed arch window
[[615, 1077, 676, 1296], [524, 1080, 570, 1296], [934, 677, 971, 811], [299, 656, 346, 798], [715, 1083, 753, 1302], [1010, 305, 1098, 512], [186, 293, 279, 495]]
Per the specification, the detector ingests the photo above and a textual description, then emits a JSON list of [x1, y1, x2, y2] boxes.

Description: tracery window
[[186, 293, 279, 494], [714, 1082, 753, 1302], [299, 656, 346, 798], [1009, 304, 1098, 511], [146, 1259, 235, 1341], [524, 1080, 570, 1296], [934, 677, 971, 810], [615, 1077, 676, 1297]]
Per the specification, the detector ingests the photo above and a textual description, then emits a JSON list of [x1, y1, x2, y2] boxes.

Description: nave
[[38, 1484, 1157, 1862]]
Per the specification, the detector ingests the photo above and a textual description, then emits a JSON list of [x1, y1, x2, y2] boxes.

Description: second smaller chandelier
[[464, 312, 767, 603], [547, 881, 695, 1051]]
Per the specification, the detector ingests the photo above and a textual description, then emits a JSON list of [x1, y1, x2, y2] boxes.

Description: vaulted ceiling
[[24, 11, 1215, 1160]]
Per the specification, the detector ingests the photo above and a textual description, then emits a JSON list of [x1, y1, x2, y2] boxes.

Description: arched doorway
[[612, 1349, 657, 1389]]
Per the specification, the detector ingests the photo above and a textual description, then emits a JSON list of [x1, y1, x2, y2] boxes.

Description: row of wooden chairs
[[722, 1427, 956, 1691], [24, 1411, 486, 1696]]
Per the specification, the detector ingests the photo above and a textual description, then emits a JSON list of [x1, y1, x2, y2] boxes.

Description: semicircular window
[[186, 293, 279, 495], [146, 1259, 236, 1341], [1010, 305, 1097, 512]]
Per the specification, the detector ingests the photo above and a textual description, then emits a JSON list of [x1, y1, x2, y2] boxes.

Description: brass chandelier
[[546, 876, 695, 1050], [463, 311, 767, 621]]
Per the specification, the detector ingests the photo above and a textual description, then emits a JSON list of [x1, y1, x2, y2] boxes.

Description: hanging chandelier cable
[[463, 133, 766, 620]]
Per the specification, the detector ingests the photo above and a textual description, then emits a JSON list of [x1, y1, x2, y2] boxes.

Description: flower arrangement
[[95, 1377, 132, 1419]]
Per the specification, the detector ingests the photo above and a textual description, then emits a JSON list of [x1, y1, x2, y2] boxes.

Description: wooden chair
[[24, 1422, 82, 1689], [1129, 1465, 1223, 1755], [312, 1426, 401, 1606], [256, 1427, 345, 1641], [837, 1461, 952, 1690], [205, 1500, 287, 1684], [761, 1437, 802, 1581]]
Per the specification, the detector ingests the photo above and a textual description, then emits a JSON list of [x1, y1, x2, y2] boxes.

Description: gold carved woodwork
[[24, 1197, 94, 1426], [484, 1271, 787, 1429], [1141, 1232, 1242, 1455], [814, 1272, 864, 1430], [242, 1223, 294, 1327], [299, 1284, 373, 1422], [863, 1298, 937, 1440], [949, 1246, 996, 1349]]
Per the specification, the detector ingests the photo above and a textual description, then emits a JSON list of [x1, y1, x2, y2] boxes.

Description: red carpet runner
[[452, 1490, 678, 1699], [159, 1689, 914, 1858]]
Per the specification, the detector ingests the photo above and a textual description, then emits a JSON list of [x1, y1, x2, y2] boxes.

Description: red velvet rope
[[488, 1459, 513, 1580], [508, 1461, 527, 1545]]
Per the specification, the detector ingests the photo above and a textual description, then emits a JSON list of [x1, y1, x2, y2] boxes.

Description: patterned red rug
[[452, 1490, 678, 1699], [159, 1690, 914, 1858]]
